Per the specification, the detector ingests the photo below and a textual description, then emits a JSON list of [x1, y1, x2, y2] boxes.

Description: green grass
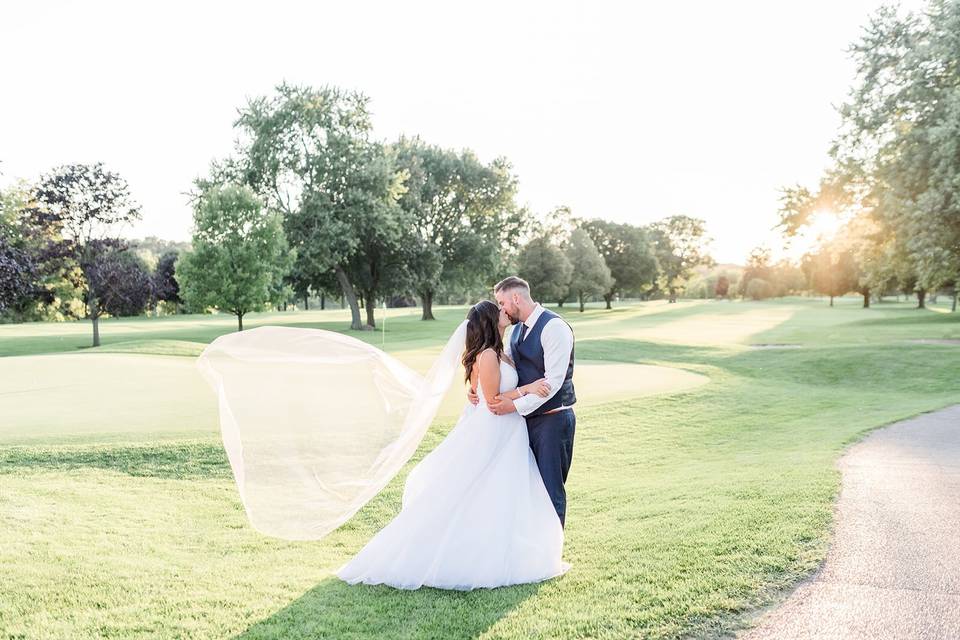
[[1, 296, 958, 639]]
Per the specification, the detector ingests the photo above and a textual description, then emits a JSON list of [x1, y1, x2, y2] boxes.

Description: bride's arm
[[500, 378, 551, 400]]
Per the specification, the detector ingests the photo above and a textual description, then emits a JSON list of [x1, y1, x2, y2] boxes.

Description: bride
[[335, 300, 571, 590]]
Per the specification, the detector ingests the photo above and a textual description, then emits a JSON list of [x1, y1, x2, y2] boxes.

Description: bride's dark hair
[[462, 300, 503, 384]]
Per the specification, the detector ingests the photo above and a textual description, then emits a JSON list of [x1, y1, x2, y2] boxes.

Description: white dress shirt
[[505, 303, 575, 417]]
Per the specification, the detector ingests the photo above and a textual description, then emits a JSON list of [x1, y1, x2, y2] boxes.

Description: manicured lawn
[[1, 297, 958, 639]]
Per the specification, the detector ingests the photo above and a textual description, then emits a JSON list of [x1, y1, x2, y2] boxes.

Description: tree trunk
[[579, 291, 585, 312], [321, 292, 326, 310], [558, 299, 565, 308], [91, 305, 100, 347], [604, 292, 613, 310], [829, 295, 834, 307], [862, 289, 870, 308], [334, 264, 364, 330], [237, 312, 244, 331], [953, 289, 958, 312], [917, 289, 926, 309], [303, 294, 309, 310], [364, 289, 376, 329], [421, 290, 435, 320]]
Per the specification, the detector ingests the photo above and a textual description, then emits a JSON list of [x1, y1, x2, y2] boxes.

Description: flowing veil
[[196, 320, 469, 541]]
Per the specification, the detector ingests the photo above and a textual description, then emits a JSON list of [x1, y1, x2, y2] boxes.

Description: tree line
[[0, 166, 184, 344], [10, 0, 956, 350], [0, 83, 714, 343]]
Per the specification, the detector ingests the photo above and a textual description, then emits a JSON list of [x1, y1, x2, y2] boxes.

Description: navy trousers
[[526, 409, 576, 527]]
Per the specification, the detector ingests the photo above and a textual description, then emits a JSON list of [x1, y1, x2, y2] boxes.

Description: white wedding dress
[[335, 358, 571, 590]]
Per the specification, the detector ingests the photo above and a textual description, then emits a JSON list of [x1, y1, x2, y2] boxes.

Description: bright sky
[[0, 0, 925, 264]]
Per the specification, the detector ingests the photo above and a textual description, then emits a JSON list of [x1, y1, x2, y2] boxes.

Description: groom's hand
[[487, 395, 517, 416]]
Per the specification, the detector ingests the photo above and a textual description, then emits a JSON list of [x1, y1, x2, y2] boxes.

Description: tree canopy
[[177, 184, 293, 331]]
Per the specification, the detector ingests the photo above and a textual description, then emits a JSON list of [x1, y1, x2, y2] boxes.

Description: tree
[[0, 236, 37, 315], [580, 219, 658, 308], [129, 236, 192, 271], [648, 215, 714, 302], [801, 247, 859, 307], [26, 163, 141, 345], [565, 228, 612, 312], [770, 260, 807, 298], [87, 245, 153, 317], [346, 148, 414, 328], [517, 235, 573, 303], [152, 251, 182, 313], [745, 278, 774, 300], [223, 83, 400, 330], [177, 185, 293, 331], [738, 247, 774, 298], [394, 137, 523, 320], [812, 2, 960, 310], [0, 181, 42, 318], [715, 275, 730, 298]]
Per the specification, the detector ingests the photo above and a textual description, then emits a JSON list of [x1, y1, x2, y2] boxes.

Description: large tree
[[565, 228, 612, 312], [648, 215, 714, 302], [346, 145, 413, 328], [393, 137, 523, 320], [785, 2, 960, 311], [177, 185, 293, 331], [222, 83, 401, 330], [579, 219, 658, 308], [517, 235, 573, 304], [26, 163, 141, 345]]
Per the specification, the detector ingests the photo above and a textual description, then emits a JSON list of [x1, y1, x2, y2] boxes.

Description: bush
[[745, 278, 774, 300]]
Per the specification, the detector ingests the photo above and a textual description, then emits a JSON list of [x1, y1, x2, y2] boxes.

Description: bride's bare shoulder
[[478, 347, 499, 361]]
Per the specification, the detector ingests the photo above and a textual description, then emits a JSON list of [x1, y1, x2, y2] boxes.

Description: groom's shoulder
[[542, 309, 574, 338], [541, 307, 563, 322]]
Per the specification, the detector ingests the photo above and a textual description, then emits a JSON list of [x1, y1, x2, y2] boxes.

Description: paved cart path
[[742, 404, 960, 640]]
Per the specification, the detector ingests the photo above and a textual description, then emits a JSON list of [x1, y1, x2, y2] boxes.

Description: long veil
[[196, 320, 469, 541]]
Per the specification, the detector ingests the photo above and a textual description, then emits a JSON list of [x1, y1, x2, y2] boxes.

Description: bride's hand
[[524, 378, 551, 398]]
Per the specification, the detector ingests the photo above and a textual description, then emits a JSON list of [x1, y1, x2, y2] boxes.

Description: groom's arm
[[512, 319, 573, 417]]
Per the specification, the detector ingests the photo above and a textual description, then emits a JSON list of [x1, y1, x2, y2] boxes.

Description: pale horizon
[[0, 0, 926, 265]]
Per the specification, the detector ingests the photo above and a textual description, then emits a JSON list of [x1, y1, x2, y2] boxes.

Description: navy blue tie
[[518, 323, 527, 342]]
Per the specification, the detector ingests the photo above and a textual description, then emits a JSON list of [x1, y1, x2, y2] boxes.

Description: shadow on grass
[[234, 575, 543, 640], [0, 441, 231, 479], [845, 311, 960, 327]]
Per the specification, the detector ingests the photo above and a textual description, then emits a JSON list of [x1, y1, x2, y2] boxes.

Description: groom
[[475, 276, 577, 528]]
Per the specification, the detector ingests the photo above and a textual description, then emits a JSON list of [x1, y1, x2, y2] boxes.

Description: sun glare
[[806, 209, 844, 240], [779, 209, 847, 261]]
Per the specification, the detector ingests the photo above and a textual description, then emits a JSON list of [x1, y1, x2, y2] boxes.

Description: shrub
[[745, 278, 773, 300]]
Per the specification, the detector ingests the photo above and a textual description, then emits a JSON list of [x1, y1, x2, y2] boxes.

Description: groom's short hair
[[494, 276, 530, 296]]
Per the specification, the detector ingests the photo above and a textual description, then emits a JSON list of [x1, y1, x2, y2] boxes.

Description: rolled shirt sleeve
[[513, 318, 574, 417]]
